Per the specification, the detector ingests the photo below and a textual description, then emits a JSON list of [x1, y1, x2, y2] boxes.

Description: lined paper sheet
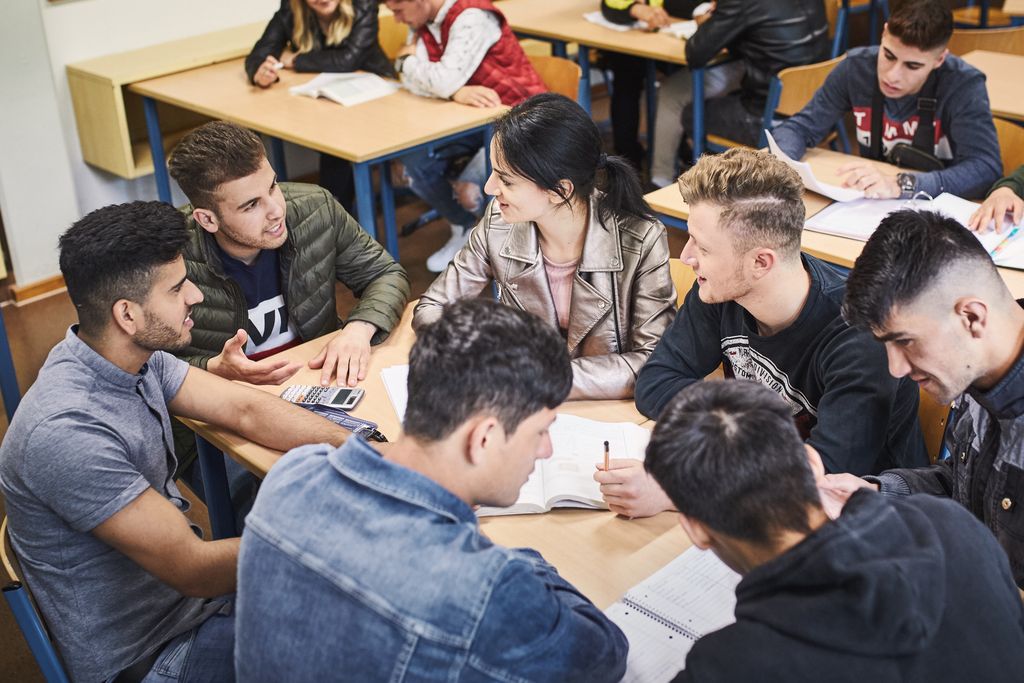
[[381, 364, 409, 421], [606, 548, 740, 682]]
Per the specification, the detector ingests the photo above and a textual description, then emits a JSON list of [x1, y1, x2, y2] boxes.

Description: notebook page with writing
[[607, 547, 740, 682]]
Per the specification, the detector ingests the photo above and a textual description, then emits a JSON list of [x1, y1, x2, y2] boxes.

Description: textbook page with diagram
[[289, 72, 399, 107], [606, 547, 741, 682], [475, 414, 652, 517]]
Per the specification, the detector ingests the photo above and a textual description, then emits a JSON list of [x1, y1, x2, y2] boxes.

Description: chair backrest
[[774, 55, 846, 117], [995, 117, 1024, 176], [377, 8, 408, 62], [2, 518, 71, 683], [917, 390, 951, 463], [948, 26, 1024, 56], [527, 55, 582, 102], [669, 258, 696, 308]]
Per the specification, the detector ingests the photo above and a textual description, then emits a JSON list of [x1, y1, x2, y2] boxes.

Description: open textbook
[[380, 365, 652, 516], [289, 72, 399, 107], [766, 130, 864, 203], [606, 548, 741, 682], [476, 414, 651, 516], [582, 11, 698, 39], [805, 192, 1024, 270]]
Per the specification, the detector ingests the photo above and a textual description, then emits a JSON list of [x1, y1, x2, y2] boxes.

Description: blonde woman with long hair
[[245, 0, 393, 210]]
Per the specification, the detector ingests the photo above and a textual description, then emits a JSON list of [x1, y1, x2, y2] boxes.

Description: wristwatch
[[896, 172, 917, 199]]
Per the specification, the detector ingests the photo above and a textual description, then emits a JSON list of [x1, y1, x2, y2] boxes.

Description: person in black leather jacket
[[649, 0, 828, 187], [600, 0, 701, 171], [245, 0, 394, 212]]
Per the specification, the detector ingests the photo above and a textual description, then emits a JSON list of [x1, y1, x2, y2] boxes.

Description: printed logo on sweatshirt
[[851, 106, 952, 160], [244, 294, 299, 360], [721, 336, 817, 418]]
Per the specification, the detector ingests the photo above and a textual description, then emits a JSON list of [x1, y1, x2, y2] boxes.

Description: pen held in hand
[[603, 440, 610, 471]]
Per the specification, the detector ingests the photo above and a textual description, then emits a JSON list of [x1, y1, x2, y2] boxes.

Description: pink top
[[543, 254, 579, 333]]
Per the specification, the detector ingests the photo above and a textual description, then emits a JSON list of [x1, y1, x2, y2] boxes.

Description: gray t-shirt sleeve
[[150, 350, 190, 403], [22, 413, 151, 533]]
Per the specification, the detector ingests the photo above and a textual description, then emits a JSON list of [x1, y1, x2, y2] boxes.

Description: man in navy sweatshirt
[[772, 0, 1001, 200], [644, 380, 1024, 682], [594, 149, 926, 518]]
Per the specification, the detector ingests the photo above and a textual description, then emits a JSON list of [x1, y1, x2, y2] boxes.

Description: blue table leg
[[691, 67, 705, 164], [552, 40, 567, 59], [576, 45, 592, 112], [0, 310, 20, 422], [832, 1, 849, 57], [378, 161, 399, 258], [353, 161, 377, 241], [269, 137, 288, 181], [645, 59, 658, 169], [868, 0, 880, 44], [142, 97, 172, 203], [196, 436, 237, 540], [484, 125, 494, 178]]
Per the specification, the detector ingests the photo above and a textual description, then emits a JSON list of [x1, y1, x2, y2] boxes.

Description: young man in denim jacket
[[235, 299, 629, 682]]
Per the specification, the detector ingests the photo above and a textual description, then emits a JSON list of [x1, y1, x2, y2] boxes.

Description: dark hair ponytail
[[492, 93, 653, 223]]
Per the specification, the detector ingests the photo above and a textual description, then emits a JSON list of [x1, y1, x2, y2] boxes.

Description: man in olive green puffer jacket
[[167, 121, 409, 484]]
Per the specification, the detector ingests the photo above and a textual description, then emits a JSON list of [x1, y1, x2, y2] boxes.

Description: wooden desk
[[66, 23, 265, 180], [182, 303, 685, 607], [644, 148, 1024, 295], [962, 50, 1024, 122], [501, 0, 719, 157], [1002, 0, 1024, 17], [129, 58, 503, 256]]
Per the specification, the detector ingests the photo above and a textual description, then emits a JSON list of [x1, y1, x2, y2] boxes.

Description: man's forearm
[[236, 389, 350, 451], [180, 537, 240, 598]]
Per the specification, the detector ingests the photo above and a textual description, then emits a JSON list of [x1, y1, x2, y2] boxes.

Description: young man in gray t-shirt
[[0, 201, 349, 682]]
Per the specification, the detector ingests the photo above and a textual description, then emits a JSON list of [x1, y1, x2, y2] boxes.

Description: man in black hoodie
[[645, 379, 1024, 681]]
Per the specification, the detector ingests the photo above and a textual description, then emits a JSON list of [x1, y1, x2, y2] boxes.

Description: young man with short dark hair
[[772, 0, 1001, 200], [0, 202, 349, 682], [827, 208, 1024, 588], [235, 299, 628, 681], [599, 149, 926, 518], [645, 379, 1024, 682]]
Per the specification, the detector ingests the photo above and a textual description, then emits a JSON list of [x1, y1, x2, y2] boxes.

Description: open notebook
[[476, 414, 651, 516], [805, 192, 1024, 270], [606, 547, 741, 682], [289, 72, 399, 107]]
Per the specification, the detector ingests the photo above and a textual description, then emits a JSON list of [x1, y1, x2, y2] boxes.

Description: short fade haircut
[[843, 209, 998, 330], [404, 299, 573, 441], [168, 121, 267, 210], [886, 0, 953, 51], [677, 148, 805, 257], [645, 380, 821, 545], [58, 201, 190, 335]]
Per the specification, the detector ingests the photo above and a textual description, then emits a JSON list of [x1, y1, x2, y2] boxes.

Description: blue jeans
[[141, 600, 235, 683], [401, 136, 484, 228]]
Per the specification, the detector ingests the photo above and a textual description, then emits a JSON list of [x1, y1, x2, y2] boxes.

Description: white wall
[[0, 0, 287, 286]]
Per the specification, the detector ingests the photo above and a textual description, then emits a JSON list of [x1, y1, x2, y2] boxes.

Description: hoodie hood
[[734, 490, 946, 657]]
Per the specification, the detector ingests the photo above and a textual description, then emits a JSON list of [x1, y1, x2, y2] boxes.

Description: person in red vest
[[385, 0, 546, 271]]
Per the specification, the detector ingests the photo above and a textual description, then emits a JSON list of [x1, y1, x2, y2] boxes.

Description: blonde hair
[[290, 0, 354, 53], [677, 148, 805, 257]]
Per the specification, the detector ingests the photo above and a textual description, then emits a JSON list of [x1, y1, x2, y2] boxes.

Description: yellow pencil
[[603, 440, 610, 471]]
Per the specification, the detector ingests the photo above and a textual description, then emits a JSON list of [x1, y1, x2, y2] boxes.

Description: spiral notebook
[[606, 547, 740, 682]]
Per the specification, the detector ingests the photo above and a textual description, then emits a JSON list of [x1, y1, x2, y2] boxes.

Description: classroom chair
[[378, 8, 407, 61], [527, 55, 583, 102], [828, 0, 890, 58], [995, 117, 1024, 176], [669, 258, 697, 308], [702, 55, 849, 155], [954, 1, 1014, 29], [948, 25, 1024, 55], [2, 518, 71, 683]]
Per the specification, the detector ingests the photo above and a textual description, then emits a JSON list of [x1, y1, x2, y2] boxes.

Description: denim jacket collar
[[968, 344, 1024, 421], [328, 438, 478, 526]]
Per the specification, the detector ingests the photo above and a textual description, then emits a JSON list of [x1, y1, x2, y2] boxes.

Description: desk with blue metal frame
[[130, 57, 503, 260]]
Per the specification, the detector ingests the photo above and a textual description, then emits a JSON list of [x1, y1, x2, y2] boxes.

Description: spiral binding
[[621, 597, 701, 641]]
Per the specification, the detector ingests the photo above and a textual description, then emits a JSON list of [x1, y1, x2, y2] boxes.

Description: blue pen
[[990, 226, 1020, 258]]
